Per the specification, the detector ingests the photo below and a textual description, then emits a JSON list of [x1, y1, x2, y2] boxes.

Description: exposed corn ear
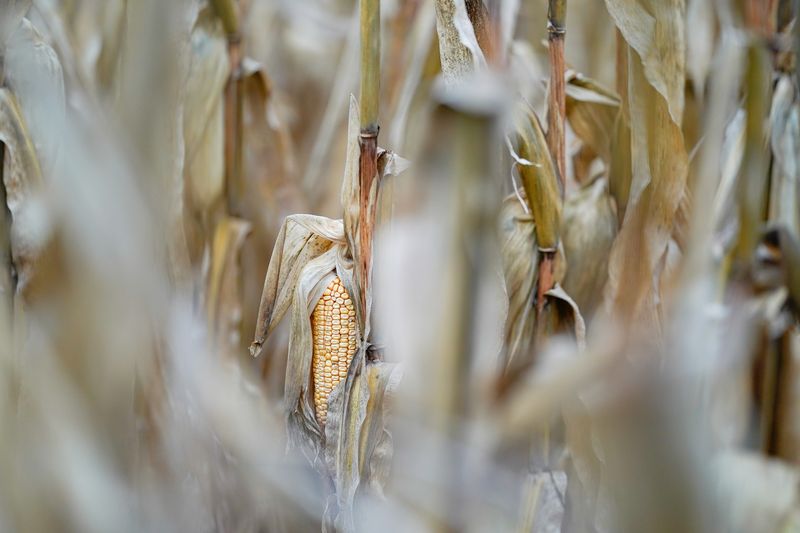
[[311, 276, 358, 425], [514, 107, 562, 250]]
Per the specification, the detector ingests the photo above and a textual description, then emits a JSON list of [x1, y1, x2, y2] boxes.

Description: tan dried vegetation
[[0, 0, 799, 531]]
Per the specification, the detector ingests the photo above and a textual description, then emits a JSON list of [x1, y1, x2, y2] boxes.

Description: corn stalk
[[210, 0, 244, 215], [356, 0, 380, 328], [538, 0, 567, 312]]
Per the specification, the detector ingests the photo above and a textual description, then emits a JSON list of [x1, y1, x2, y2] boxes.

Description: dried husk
[[513, 106, 562, 251], [499, 196, 539, 371], [183, 9, 229, 215], [250, 214, 344, 358], [562, 177, 618, 319]]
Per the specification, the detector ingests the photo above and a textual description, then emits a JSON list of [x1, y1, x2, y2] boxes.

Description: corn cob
[[311, 276, 358, 425]]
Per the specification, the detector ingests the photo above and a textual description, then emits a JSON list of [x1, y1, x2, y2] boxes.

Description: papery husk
[[566, 71, 621, 163], [499, 195, 539, 371], [183, 9, 229, 214], [284, 243, 358, 453], [513, 105, 562, 251], [539, 285, 587, 351], [562, 177, 618, 319], [250, 214, 346, 357], [323, 359, 401, 530]]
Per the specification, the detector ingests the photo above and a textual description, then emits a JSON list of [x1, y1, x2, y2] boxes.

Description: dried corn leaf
[[513, 105, 562, 250], [320, 311, 399, 530], [0, 88, 44, 297], [562, 178, 617, 318], [604, 0, 686, 125], [499, 196, 538, 371], [251, 214, 345, 357], [768, 75, 800, 237], [183, 9, 229, 212], [566, 72, 621, 162], [206, 217, 251, 356], [540, 285, 587, 351], [604, 48, 688, 324]]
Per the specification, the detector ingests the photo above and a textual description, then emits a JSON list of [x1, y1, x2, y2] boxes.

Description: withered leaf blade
[[604, 0, 686, 124], [603, 47, 688, 324]]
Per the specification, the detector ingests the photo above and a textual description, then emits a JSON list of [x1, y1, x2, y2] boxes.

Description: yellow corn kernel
[[311, 276, 358, 425]]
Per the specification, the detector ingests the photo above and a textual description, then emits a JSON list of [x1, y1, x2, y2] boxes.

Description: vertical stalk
[[546, 0, 567, 196], [357, 0, 380, 325], [733, 45, 770, 265], [211, 0, 243, 215]]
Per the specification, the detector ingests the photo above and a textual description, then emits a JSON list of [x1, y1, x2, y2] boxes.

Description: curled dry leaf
[[604, 0, 686, 125], [603, 47, 688, 325], [566, 71, 621, 163]]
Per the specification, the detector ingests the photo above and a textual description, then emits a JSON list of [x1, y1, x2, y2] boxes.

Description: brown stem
[[357, 0, 381, 330], [224, 35, 243, 215], [546, 0, 567, 197], [357, 132, 378, 323]]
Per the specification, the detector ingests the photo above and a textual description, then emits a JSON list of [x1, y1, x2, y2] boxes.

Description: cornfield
[[1, 0, 799, 531]]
